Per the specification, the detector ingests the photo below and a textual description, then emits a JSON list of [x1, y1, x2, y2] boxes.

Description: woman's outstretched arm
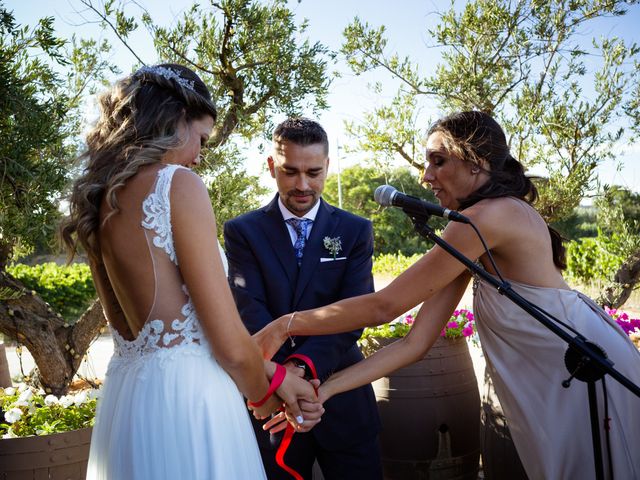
[[318, 272, 470, 402], [254, 207, 493, 360], [262, 272, 471, 434]]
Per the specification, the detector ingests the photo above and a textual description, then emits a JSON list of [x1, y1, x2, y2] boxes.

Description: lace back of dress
[[116, 164, 205, 356]]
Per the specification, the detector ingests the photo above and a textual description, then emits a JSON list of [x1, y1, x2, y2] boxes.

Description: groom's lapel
[[293, 199, 339, 307], [260, 196, 298, 286]]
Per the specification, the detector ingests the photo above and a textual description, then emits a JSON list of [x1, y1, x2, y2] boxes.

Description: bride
[[61, 64, 317, 479]]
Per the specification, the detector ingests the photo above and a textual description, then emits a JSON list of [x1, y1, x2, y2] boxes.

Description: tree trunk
[[0, 270, 106, 396], [598, 250, 640, 309]]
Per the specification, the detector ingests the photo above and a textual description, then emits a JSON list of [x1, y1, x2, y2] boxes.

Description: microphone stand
[[407, 212, 640, 480]]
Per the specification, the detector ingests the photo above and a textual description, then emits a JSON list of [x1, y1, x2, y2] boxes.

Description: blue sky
[[8, 0, 640, 194]]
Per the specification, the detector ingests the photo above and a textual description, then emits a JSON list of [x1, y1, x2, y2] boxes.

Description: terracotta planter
[[0, 427, 92, 479], [365, 336, 480, 480]]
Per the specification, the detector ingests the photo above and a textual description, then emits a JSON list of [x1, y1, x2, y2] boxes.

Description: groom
[[224, 118, 382, 479]]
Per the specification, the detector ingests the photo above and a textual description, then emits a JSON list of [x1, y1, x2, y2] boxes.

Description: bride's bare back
[[93, 164, 190, 342]]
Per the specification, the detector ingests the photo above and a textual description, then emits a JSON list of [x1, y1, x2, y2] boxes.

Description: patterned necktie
[[286, 218, 313, 267]]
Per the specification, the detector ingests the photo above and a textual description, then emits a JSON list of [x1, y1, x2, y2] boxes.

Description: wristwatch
[[290, 359, 309, 378]]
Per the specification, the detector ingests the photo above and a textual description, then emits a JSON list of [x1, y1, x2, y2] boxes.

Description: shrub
[[565, 235, 627, 284], [6, 263, 96, 323], [372, 252, 423, 278], [324, 165, 443, 255]]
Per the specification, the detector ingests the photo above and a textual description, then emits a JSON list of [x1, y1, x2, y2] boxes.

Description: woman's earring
[[471, 166, 480, 174]]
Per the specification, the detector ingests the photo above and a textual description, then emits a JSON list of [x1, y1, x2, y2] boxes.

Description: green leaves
[[372, 253, 423, 278], [342, 17, 388, 75], [81, 0, 333, 221], [340, 0, 640, 224], [565, 233, 629, 283], [565, 187, 640, 286], [323, 165, 445, 255], [0, 385, 97, 437], [201, 144, 267, 240], [345, 89, 425, 171], [6, 263, 96, 323], [0, 5, 115, 266], [135, 0, 332, 146]]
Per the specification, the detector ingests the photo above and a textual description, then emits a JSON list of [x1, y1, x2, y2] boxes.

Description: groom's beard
[[284, 189, 319, 216]]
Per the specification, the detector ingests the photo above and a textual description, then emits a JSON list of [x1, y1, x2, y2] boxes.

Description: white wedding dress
[[86, 164, 266, 479]]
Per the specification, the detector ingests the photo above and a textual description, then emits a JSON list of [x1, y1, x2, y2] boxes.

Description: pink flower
[[462, 326, 474, 337], [610, 308, 640, 337], [447, 321, 458, 329], [439, 329, 446, 337]]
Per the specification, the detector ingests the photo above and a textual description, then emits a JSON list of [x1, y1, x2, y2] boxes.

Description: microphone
[[374, 185, 470, 223]]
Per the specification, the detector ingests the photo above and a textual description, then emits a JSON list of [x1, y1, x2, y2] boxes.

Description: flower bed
[[1, 383, 98, 438], [605, 307, 640, 348], [358, 308, 477, 356]]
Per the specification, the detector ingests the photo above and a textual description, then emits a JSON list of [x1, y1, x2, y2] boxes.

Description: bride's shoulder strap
[[141, 164, 190, 265]]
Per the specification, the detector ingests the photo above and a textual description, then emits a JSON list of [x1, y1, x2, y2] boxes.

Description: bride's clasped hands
[[247, 360, 325, 433]]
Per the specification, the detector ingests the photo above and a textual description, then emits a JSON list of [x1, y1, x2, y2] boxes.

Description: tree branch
[[162, 43, 221, 76], [78, 0, 145, 65], [598, 250, 640, 308], [392, 142, 422, 170]]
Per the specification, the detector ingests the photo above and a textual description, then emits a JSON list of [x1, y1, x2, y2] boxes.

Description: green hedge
[[7, 244, 618, 322], [7, 263, 96, 323], [375, 241, 628, 287], [565, 235, 627, 284], [373, 252, 423, 278]]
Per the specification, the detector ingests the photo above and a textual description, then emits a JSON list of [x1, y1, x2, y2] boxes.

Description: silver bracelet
[[286, 311, 297, 348]]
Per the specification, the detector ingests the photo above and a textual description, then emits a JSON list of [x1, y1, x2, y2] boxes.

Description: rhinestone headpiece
[[136, 65, 196, 93]]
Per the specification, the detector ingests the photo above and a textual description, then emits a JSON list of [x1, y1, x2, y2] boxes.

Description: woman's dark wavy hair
[[61, 64, 217, 262], [427, 110, 566, 269]]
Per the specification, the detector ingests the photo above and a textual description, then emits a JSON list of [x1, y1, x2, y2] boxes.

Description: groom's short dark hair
[[273, 118, 329, 155]]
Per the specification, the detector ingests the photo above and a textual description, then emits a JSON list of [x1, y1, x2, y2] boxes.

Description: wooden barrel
[[0, 427, 92, 479], [369, 336, 480, 480], [480, 367, 528, 479], [0, 343, 12, 388]]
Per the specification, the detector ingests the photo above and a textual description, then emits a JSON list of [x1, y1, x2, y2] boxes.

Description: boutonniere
[[323, 236, 342, 259]]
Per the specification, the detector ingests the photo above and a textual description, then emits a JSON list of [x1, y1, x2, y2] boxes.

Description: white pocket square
[[320, 257, 347, 262]]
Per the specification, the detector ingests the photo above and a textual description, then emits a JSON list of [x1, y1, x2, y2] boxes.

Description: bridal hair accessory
[[136, 65, 196, 93], [247, 363, 287, 408], [286, 312, 297, 347]]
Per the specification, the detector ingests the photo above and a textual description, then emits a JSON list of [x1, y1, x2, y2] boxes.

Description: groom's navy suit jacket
[[224, 195, 380, 449]]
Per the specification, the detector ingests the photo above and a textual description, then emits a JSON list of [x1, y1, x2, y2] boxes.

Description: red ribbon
[[274, 354, 318, 480], [248, 363, 286, 408], [285, 353, 319, 383]]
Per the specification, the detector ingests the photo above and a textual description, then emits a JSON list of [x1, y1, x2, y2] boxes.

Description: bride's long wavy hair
[[427, 110, 566, 269], [61, 64, 217, 262]]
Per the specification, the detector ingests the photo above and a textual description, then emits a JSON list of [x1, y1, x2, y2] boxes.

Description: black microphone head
[[374, 185, 397, 206]]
